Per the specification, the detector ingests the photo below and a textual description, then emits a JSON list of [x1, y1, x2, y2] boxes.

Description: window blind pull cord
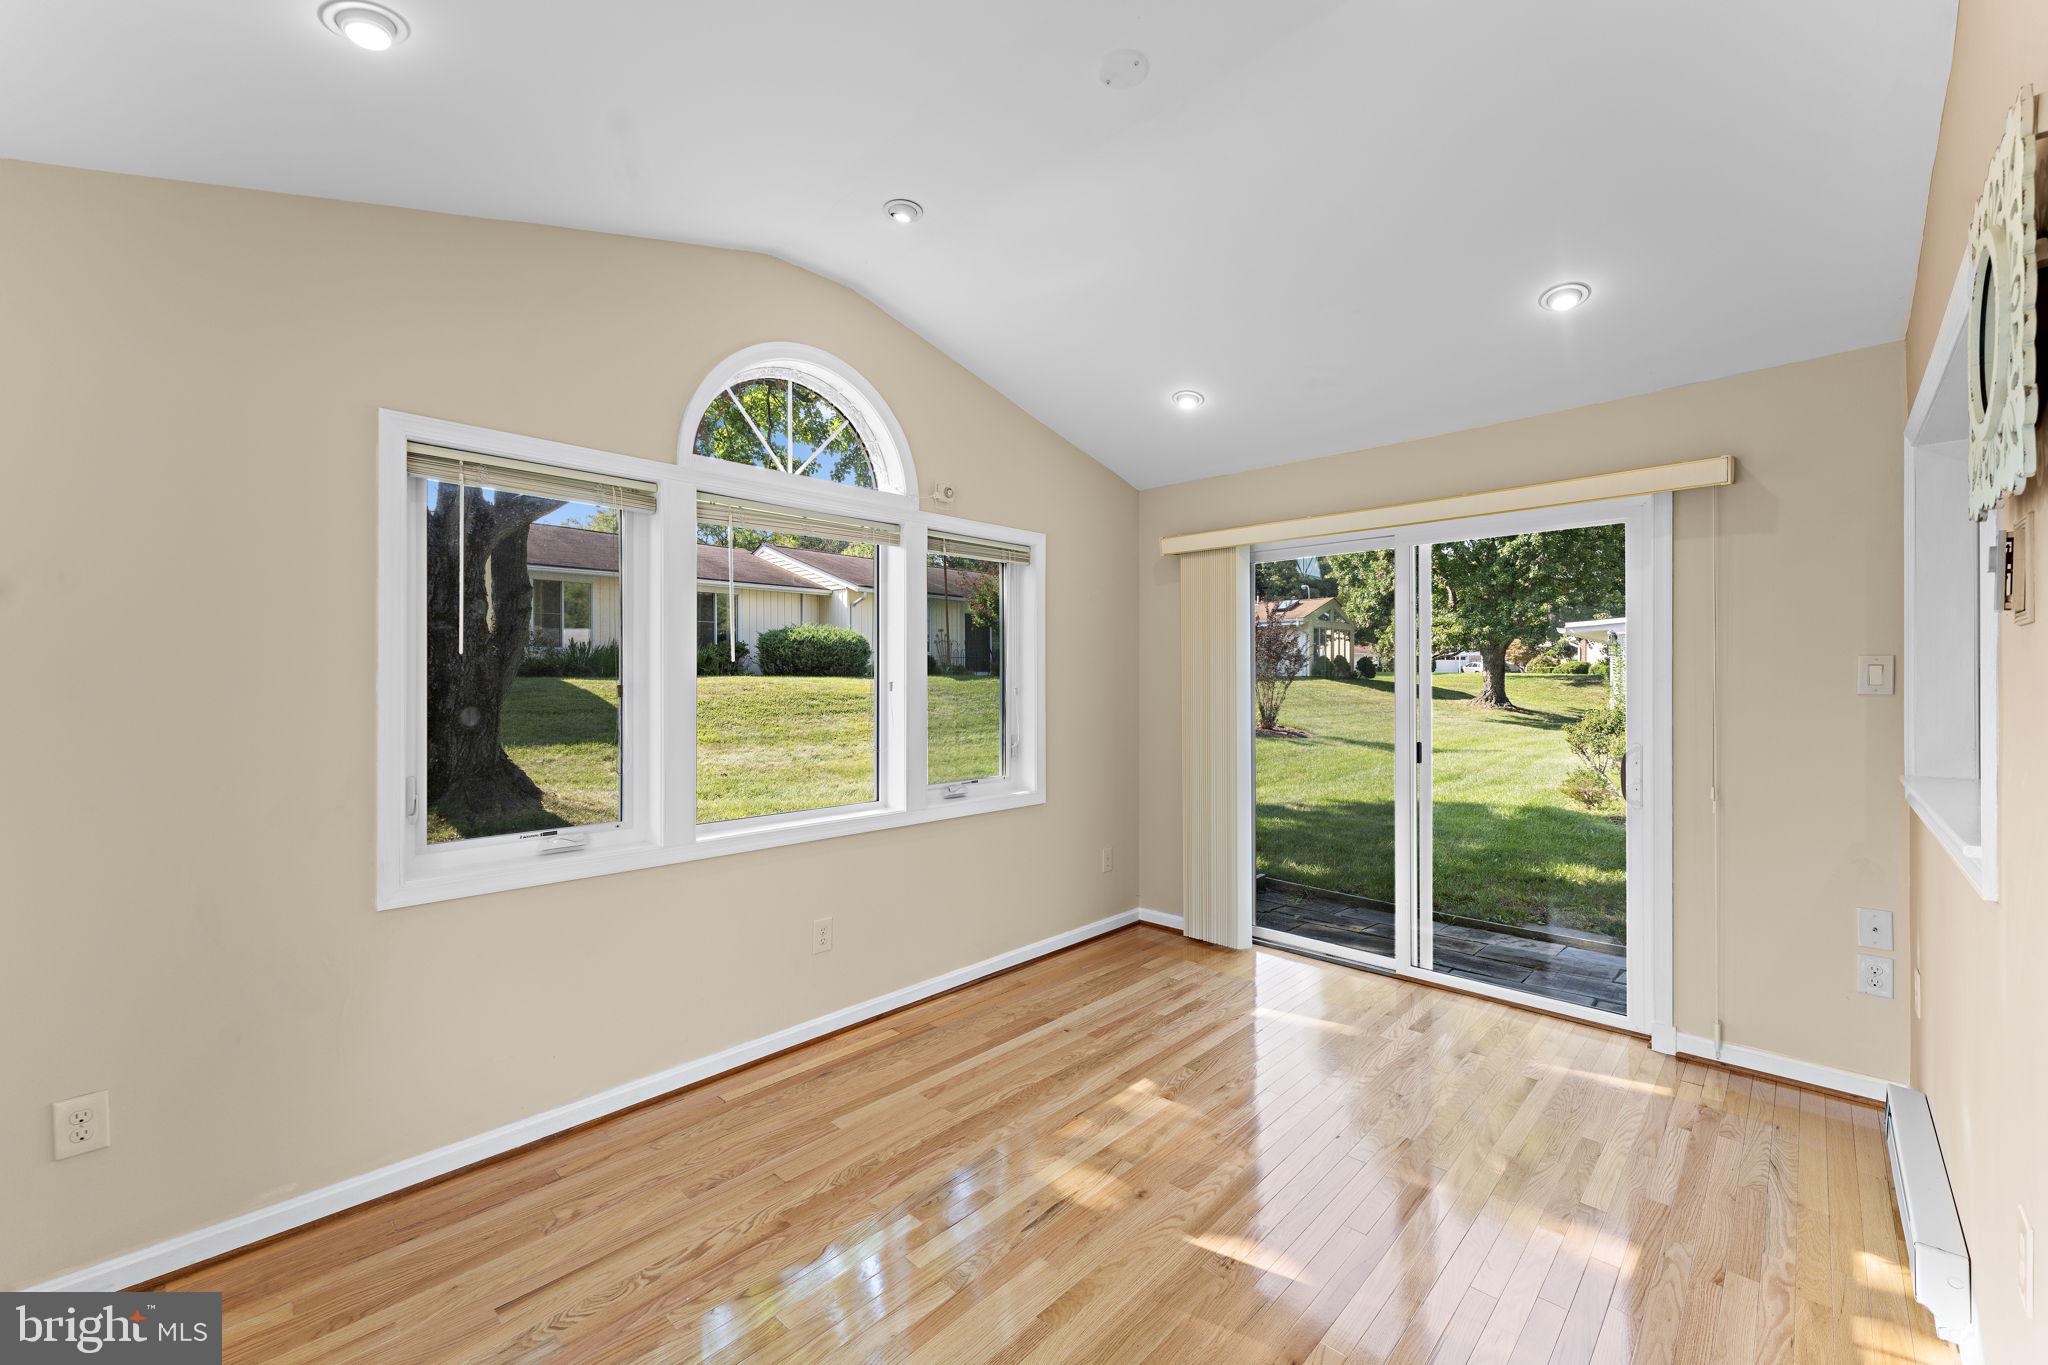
[[456, 463, 466, 656], [726, 510, 737, 664]]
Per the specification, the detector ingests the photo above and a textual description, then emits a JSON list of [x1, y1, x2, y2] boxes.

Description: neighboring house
[[530, 528, 999, 672], [1560, 616, 1627, 702], [1434, 651, 1484, 674], [526, 524, 623, 649], [1560, 616, 1625, 665], [760, 546, 998, 671], [1256, 596, 1357, 674]]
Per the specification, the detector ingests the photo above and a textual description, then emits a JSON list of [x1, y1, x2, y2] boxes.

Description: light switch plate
[[1856, 908, 1894, 951], [1856, 655, 1895, 696]]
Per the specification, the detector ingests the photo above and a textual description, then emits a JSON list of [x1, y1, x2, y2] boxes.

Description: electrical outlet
[[1857, 954, 1895, 999], [1100, 846, 1114, 874], [811, 916, 833, 955], [52, 1090, 110, 1160], [2021, 1206, 2036, 1319], [1856, 907, 1894, 951]]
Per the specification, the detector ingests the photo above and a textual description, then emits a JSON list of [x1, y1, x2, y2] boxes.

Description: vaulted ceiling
[[0, 1, 1956, 487]]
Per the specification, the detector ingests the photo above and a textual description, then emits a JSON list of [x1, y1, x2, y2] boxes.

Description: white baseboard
[[28, 908, 1148, 1293], [1134, 907, 1184, 931], [1671, 1031, 1891, 1102]]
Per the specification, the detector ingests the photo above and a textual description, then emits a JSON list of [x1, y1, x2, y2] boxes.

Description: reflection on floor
[[1256, 882, 1629, 1014], [161, 927, 1954, 1364]]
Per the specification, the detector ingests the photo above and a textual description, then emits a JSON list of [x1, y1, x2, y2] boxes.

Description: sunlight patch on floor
[[1186, 1233, 1307, 1280]]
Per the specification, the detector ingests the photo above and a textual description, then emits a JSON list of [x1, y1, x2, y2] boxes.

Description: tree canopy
[[1314, 527, 1624, 707]]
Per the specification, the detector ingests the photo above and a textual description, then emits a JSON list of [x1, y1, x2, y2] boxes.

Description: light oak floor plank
[[161, 928, 1955, 1363]]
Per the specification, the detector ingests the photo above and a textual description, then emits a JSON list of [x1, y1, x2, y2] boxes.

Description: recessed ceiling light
[[1171, 389, 1206, 411], [883, 199, 924, 224], [1537, 281, 1592, 313], [319, 1, 408, 50]]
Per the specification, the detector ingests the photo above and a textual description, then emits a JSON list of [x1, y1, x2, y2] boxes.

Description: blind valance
[[407, 442, 659, 512], [696, 493, 902, 547], [928, 532, 1032, 565]]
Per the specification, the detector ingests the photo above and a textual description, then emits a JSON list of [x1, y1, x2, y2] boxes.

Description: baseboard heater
[[1885, 1084, 1970, 1343]]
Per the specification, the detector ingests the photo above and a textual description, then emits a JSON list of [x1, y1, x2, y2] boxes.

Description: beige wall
[[1138, 345, 1909, 1079], [1903, 4, 2048, 1360], [0, 160, 1139, 1289]]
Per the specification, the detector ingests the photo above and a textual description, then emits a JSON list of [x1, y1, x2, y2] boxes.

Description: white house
[[527, 526, 996, 671], [1560, 615, 1626, 665], [1255, 596, 1358, 675], [525, 523, 623, 649], [1560, 616, 1627, 701]]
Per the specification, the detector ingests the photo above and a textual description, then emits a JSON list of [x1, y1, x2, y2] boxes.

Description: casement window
[[376, 344, 1046, 909], [694, 493, 899, 826], [927, 533, 1032, 790]]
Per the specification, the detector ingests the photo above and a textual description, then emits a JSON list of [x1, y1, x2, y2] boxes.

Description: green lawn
[[697, 675, 876, 823], [929, 675, 1003, 784], [1256, 674, 1626, 939], [439, 675, 1005, 836], [427, 676, 622, 841]]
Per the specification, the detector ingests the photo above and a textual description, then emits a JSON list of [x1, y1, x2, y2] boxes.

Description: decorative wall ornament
[[1967, 88, 2040, 521]]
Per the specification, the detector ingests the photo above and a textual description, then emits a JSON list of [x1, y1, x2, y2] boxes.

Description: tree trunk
[[425, 485, 565, 836], [1476, 643, 1514, 708]]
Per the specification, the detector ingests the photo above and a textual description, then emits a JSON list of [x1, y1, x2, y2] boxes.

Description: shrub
[[1560, 659, 1593, 675], [1524, 650, 1563, 673], [1559, 770, 1615, 811], [1252, 604, 1310, 729], [521, 640, 621, 678], [696, 638, 750, 677], [757, 624, 871, 677], [1561, 704, 1627, 808], [1309, 655, 1334, 679], [1354, 654, 1377, 681], [1329, 655, 1355, 680], [927, 654, 940, 675]]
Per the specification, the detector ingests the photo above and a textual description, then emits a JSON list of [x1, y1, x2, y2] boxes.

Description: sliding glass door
[[1249, 537, 1408, 971], [1250, 499, 1659, 1028], [1418, 518, 1633, 1015]]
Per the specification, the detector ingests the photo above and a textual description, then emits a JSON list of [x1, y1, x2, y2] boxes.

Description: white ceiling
[[0, 1, 1955, 488]]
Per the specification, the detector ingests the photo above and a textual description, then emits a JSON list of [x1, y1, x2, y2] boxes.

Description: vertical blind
[[1179, 546, 1254, 949]]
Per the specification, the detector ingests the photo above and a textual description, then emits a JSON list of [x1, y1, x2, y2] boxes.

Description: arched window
[[681, 344, 917, 501], [695, 369, 877, 488], [377, 347, 1039, 910]]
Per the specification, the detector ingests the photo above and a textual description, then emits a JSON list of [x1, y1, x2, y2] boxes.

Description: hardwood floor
[[163, 926, 1955, 1363]]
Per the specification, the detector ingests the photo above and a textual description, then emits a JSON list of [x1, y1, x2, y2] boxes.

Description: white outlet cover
[[811, 916, 833, 954], [1857, 954, 1895, 999], [52, 1089, 110, 1160]]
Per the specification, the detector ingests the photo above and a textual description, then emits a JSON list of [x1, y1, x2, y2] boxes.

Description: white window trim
[[376, 405, 1046, 911], [1901, 250, 2001, 900], [920, 520, 1045, 803]]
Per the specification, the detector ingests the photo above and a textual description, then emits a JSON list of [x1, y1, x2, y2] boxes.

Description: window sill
[[1902, 774, 1995, 900], [380, 785, 1044, 911]]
